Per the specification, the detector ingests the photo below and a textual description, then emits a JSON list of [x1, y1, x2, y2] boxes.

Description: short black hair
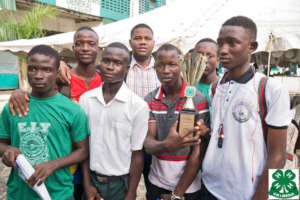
[[130, 23, 153, 38], [222, 16, 257, 40], [195, 38, 217, 46], [74, 26, 99, 42], [27, 45, 60, 69], [155, 43, 182, 58], [105, 42, 130, 64]]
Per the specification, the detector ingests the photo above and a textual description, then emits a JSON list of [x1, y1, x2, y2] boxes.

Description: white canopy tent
[[0, 0, 299, 54]]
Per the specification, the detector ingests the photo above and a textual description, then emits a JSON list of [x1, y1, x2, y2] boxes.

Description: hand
[[85, 184, 103, 200], [161, 193, 172, 200], [57, 61, 71, 84], [9, 89, 29, 117], [27, 161, 57, 187], [195, 119, 209, 137], [164, 120, 202, 153], [2, 146, 21, 168]]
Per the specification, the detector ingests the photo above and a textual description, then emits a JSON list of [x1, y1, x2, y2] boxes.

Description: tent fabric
[[0, 0, 300, 54]]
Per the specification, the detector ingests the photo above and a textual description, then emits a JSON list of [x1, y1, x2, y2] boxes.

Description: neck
[[31, 89, 57, 98], [102, 81, 123, 103], [200, 72, 218, 84], [227, 61, 250, 81], [133, 53, 151, 69], [163, 78, 183, 98], [74, 62, 96, 78]]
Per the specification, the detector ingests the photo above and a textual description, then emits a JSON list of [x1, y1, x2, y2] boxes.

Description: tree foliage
[[0, 4, 57, 41]]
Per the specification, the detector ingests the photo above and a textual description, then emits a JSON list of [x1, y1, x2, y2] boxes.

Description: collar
[[222, 66, 255, 84], [94, 82, 129, 104], [154, 77, 186, 100], [130, 55, 155, 69]]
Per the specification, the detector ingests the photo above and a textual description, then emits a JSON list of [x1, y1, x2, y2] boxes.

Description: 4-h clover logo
[[269, 169, 299, 199]]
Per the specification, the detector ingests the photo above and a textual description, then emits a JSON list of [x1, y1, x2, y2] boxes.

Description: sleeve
[[70, 107, 90, 143], [78, 94, 88, 115], [130, 102, 150, 151], [194, 95, 210, 128], [0, 104, 11, 139], [144, 92, 156, 123], [265, 78, 291, 128]]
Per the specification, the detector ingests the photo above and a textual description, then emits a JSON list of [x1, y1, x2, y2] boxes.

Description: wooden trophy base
[[177, 109, 196, 137]]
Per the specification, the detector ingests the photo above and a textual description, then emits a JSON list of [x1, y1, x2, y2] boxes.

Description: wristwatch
[[171, 191, 184, 200]]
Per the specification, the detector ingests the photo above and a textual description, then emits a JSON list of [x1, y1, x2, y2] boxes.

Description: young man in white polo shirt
[[79, 42, 149, 200], [201, 16, 291, 200]]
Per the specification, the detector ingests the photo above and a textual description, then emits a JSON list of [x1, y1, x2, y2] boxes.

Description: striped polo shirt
[[144, 80, 210, 193]]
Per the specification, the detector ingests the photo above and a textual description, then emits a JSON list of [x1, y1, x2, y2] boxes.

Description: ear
[[129, 39, 132, 49], [249, 41, 258, 53]]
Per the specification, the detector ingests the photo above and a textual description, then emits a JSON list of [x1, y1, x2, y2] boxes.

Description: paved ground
[[0, 160, 146, 200]]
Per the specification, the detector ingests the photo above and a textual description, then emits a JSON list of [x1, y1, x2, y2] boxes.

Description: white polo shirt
[[79, 83, 149, 176], [202, 70, 291, 200]]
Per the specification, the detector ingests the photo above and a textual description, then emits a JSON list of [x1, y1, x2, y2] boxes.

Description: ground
[[0, 160, 146, 200]]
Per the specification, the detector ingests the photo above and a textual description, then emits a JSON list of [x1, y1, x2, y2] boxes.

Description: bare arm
[[144, 121, 202, 155], [27, 136, 89, 187], [251, 127, 287, 200], [125, 150, 144, 200], [173, 144, 201, 197], [82, 149, 103, 200], [0, 139, 21, 169]]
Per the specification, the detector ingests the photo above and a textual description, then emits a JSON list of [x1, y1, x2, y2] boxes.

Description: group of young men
[[0, 15, 291, 200]]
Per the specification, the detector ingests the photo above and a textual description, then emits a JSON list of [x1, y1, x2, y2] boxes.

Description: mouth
[[32, 83, 46, 87], [137, 47, 148, 52], [102, 73, 114, 79], [161, 77, 173, 82], [219, 57, 230, 64], [79, 54, 92, 58]]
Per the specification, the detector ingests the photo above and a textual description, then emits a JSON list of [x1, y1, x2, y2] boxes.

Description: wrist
[[171, 190, 184, 200], [173, 187, 184, 197]]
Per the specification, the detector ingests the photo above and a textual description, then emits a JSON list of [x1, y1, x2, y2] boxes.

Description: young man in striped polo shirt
[[144, 44, 210, 200]]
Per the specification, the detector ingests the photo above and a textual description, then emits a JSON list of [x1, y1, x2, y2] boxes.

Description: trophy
[[177, 52, 207, 137]]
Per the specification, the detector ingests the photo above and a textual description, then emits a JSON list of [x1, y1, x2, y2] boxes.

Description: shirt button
[[229, 91, 231, 94], [226, 99, 229, 102]]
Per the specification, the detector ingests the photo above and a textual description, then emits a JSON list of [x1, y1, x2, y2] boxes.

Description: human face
[[130, 27, 154, 58], [100, 47, 129, 84], [217, 26, 257, 70], [27, 54, 58, 98], [73, 30, 99, 65], [155, 50, 181, 86], [194, 42, 219, 77]]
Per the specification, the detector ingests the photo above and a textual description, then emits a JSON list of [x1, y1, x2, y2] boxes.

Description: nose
[[34, 70, 44, 79], [82, 43, 90, 51], [105, 61, 114, 70], [162, 65, 171, 74], [218, 43, 229, 57]]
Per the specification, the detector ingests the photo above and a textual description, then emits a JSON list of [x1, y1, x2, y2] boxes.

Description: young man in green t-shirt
[[194, 38, 219, 103], [0, 45, 90, 200]]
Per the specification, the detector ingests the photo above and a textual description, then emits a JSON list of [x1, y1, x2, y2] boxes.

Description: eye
[[28, 66, 37, 72], [45, 68, 52, 73]]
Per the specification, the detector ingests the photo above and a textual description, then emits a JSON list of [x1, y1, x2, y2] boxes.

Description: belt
[[92, 171, 128, 183]]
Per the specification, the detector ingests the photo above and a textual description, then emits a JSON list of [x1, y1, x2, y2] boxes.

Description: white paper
[[16, 154, 52, 200]]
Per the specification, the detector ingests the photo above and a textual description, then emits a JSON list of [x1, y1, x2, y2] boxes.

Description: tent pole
[[267, 34, 273, 77]]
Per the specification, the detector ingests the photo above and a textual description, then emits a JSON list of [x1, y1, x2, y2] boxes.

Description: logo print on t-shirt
[[18, 122, 50, 166], [232, 100, 252, 123]]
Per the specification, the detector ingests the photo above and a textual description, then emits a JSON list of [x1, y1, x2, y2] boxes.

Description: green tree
[[0, 4, 57, 41]]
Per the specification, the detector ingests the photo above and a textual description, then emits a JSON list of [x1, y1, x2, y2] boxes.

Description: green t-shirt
[[0, 93, 90, 200], [196, 82, 211, 104]]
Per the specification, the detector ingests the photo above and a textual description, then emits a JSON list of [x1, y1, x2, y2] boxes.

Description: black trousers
[[199, 184, 218, 200], [146, 181, 202, 200]]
